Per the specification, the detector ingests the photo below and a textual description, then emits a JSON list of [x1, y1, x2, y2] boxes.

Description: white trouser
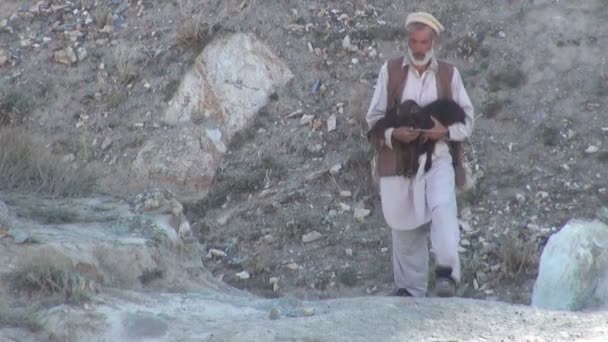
[[380, 154, 461, 297]]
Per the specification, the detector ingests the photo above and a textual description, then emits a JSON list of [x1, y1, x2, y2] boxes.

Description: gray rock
[[531, 219, 608, 311], [1, 193, 608, 341], [134, 32, 293, 201], [101, 136, 113, 150], [54, 47, 78, 65]]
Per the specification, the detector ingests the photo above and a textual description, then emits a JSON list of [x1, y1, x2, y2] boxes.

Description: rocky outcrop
[[132, 32, 293, 202], [2, 192, 608, 341], [531, 219, 608, 311]]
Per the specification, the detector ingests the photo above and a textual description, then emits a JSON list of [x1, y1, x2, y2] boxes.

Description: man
[[366, 12, 474, 297]]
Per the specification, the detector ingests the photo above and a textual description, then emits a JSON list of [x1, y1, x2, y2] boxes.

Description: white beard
[[407, 47, 434, 67]]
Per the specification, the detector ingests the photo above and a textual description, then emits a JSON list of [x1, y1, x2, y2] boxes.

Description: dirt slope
[[1, 0, 607, 305]]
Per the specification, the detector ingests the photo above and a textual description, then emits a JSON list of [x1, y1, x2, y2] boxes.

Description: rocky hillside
[[1, 0, 608, 339]]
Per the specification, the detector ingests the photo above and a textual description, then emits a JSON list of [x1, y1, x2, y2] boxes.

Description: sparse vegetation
[[0, 300, 43, 332], [495, 229, 539, 282], [198, 154, 287, 209], [487, 66, 527, 92], [482, 93, 507, 118], [8, 261, 93, 302], [538, 124, 560, 147], [175, 1, 219, 49], [275, 207, 319, 241], [0, 85, 34, 126], [0, 128, 98, 197], [114, 44, 137, 86], [107, 91, 127, 109], [138, 268, 164, 285], [18, 206, 80, 224]]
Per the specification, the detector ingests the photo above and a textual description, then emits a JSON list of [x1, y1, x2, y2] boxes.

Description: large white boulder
[[133, 32, 293, 202], [531, 219, 608, 311]]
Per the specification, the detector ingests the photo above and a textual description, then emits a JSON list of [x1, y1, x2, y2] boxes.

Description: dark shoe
[[390, 288, 413, 297], [434, 266, 457, 298]]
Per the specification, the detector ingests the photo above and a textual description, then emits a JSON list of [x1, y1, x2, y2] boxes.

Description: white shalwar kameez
[[366, 57, 475, 297]]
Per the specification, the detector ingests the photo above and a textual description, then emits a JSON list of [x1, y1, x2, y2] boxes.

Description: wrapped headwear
[[405, 12, 445, 36]]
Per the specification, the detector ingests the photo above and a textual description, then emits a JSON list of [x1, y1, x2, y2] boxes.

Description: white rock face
[[133, 32, 293, 202], [531, 219, 608, 311]]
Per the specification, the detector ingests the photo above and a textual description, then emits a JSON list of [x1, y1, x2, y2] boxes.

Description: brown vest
[[372, 57, 467, 188]]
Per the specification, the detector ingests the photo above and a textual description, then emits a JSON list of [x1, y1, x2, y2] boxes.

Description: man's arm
[[366, 62, 396, 148], [447, 67, 475, 141]]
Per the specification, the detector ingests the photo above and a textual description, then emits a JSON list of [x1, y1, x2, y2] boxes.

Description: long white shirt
[[365, 56, 475, 230]]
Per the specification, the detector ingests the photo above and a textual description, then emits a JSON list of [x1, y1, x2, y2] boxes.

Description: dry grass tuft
[[496, 229, 539, 282], [0, 128, 98, 197], [114, 44, 138, 86], [0, 85, 33, 126], [7, 252, 95, 303], [175, 0, 221, 49]]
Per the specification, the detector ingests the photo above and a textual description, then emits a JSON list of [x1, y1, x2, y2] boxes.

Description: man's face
[[407, 27, 434, 62]]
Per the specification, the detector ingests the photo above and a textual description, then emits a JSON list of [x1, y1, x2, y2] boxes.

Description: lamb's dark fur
[[367, 98, 466, 176], [409, 98, 467, 173]]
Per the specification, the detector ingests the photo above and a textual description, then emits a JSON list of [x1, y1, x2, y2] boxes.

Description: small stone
[[345, 248, 353, 256], [301, 308, 315, 316], [302, 231, 323, 243], [101, 136, 113, 150], [498, 31, 506, 38], [473, 278, 479, 290], [143, 199, 160, 210], [340, 190, 352, 198], [269, 277, 279, 285], [144, 82, 151, 89], [351, 58, 359, 65], [209, 248, 227, 258], [286, 262, 300, 271], [537, 191, 549, 199], [585, 145, 599, 154], [10, 230, 31, 244], [62, 153, 76, 163], [329, 164, 342, 175], [515, 193, 525, 203], [300, 114, 314, 125], [0, 19, 7, 28], [460, 239, 471, 246], [342, 35, 352, 50], [269, 307, 280, 320], [339, 203, 351, 212], [327, 114, 336, 132], [380, 247, 388, 253], [217, 212, 231, 225], [353, 208, 371, 222], [77, 47, 88, 61], [42, 37, 52, 43], [236, 271, 250, 280], [54, 47, 78, 65]]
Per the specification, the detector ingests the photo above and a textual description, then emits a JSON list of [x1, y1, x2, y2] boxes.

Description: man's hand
[[392, 127, 420, 143], [422, 117, 448, 141]]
